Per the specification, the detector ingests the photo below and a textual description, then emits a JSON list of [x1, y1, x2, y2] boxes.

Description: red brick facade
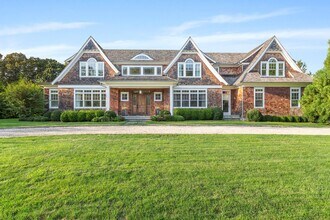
[[241, 87, 303, 116]]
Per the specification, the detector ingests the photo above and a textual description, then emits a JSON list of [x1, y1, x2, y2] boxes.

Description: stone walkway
[[0, 125, 329, 137]]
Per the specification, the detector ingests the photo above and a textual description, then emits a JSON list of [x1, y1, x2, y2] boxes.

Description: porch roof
[[99, 76, 178, 88]]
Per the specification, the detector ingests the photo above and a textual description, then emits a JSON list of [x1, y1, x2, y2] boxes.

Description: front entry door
[[132, 94, 151, 115], [222, 90, 231, 115]]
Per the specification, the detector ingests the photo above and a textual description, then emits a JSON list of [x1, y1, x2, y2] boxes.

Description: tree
[[296, 60, 308, 73], [0, 53, 27, 84], [4, 79, 45, 117], [0, 53, 64, 85], [300, 41, 330, 123]]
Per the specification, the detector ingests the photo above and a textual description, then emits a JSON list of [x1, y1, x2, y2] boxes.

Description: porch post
[[106, 86, 110, 111], [170, 85, 174, 115]]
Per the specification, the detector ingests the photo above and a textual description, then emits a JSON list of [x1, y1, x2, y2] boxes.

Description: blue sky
[[0, 0, 329, 73]]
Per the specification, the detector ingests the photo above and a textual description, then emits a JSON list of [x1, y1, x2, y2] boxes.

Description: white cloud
[[168, 8, 300, 35], [0, 22, 95, 36]]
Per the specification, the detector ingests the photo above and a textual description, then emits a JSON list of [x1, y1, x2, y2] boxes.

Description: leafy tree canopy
[[300, 40, 330, 123], [0, 52, 64, 85]]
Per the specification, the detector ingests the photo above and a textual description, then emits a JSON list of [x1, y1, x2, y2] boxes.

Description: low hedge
[[60, 110, 78, 122], [174, 108, 223, 120], [50, 110, 62, 121], [151, 115, 185, 121], [247, 109, 263, 122]]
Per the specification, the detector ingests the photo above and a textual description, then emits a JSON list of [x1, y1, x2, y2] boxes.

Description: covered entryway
[[132, 91, 151, 116], [222, 90, 231, 115]]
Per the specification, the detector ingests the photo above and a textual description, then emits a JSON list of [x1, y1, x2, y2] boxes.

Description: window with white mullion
[[260, 58, 285, 77], [80, 58, 104, 77], [178, 59, 202, 78], [254, 87, 264, 108], [173, 89, 207, 108], [290, 87, 301, 108]]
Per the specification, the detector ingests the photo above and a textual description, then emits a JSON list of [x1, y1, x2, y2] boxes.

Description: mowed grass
[[1, 118, 329, 128], [0, 135, 329, 219]]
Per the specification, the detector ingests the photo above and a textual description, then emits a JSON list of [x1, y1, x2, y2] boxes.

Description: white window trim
[[173, 89, 207, 108], [131, 53, 153, 61], [49, 89, 59, 109], [254, 87, 265, 109], [121, 66, 162, 76], [121, 92, 129, 102], [154, 92, 162, 102], [74, 89, 106, 109], [79, 58, 104, 78], [177, 59, 202, 78], [290, 87, 301, 108], [260, 57, 285, 77]]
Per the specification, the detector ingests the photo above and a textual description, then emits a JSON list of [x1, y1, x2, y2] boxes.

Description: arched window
[[260, 57, 285, 77], [87, 58, 97, 76], [79, 58, 104, 77], [178, 58, 201, 78], [131, 53, 153, 61]]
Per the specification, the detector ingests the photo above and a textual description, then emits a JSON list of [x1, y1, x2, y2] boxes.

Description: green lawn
[[0, 134, 329, 219], [0, 118, 328, 128]]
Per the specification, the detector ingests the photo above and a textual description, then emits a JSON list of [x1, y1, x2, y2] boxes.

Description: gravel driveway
[[1, 125, 329, 137]]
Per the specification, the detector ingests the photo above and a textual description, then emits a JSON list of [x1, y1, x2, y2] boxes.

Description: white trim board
[[52, 36, 119, 85], [58, 85, 106, 89], [174, 85, 222, 89], [163, 37, 228, 85]]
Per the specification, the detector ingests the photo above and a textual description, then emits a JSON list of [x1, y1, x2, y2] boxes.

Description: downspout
[[241, 85, 244, 120]]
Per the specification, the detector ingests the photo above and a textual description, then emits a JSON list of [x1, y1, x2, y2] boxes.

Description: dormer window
[[178, 59, 201, 78], [260, 57, 285, 77], [131, 53, 153, 61], [80, 58, 104, 77]]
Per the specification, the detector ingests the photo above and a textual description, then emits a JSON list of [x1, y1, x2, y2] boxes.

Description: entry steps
[[223, 115, 241, 120], [124, 116, 151, 122]]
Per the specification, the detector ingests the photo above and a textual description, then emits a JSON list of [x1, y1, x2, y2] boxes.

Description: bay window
[[75, 89, 106, 108], [177, 58, 202, 78], [260, 57, 285, 77], [173, 89, 207, 108], [80, 58, 104, 77]]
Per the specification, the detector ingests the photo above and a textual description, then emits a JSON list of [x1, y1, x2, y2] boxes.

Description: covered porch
[[100, 79, 177, 116]]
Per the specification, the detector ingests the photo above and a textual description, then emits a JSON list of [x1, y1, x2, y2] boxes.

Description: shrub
[[4, 79, 44, 117], [92, 116, 110, 122], [151, 115, 185, 121], [95, 110, 105, 117], [174, 108, 220, 120], [32, 115, 49, 122], [104, 110, 117, 119], [211, 107, 223, 120], [283, 116, 290, 122], [50, 110, 62, 121], [160, 110, 171, 116], [170, 115, 185, 121], [43, 111, 52, 120], [262, 115, 273, 122], [247, 109, 263, 122], [60, 110, 78, 122], [85, 111, 95, 121], [288, 116, 295, 122], [18, 115, 34, 121], [113, 116, 125, 122], [77, 110, 87, 122]]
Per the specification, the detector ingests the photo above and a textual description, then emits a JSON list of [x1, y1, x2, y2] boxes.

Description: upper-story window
[[80, 58, 104, 77], [131, 53, 153, 61], [178, 59, 201, 78], [260, 57, 285, 77], [122, 66, 162, 76]]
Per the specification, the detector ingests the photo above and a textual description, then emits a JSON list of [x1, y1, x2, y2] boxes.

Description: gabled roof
[[52, 36, 119, 85], [234, 36, 306, 85], [164, 37, 228, 85]]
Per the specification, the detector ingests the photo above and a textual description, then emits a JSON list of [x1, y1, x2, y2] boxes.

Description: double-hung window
[[290, 87, 301, 108], [49, 89, 59, 109], [254, 87, 264, 108], [75, 89, 106, 108], [80, 58, 104, 77], [173, 89, 207, 108], [178, 59, 202, 78], [260, 58, 285, 77]]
